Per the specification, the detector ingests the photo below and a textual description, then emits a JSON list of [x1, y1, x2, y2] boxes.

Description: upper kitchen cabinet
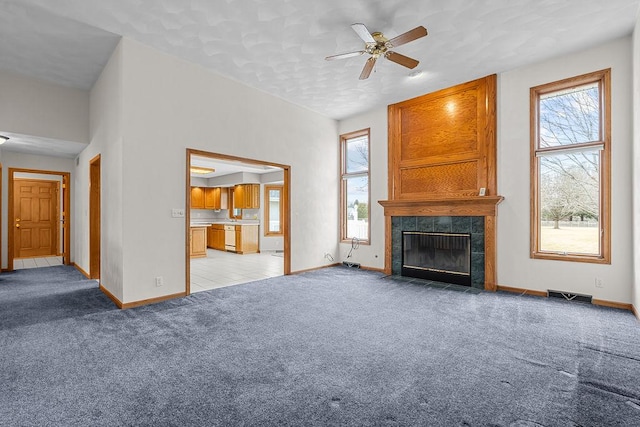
[[204, 187, 228, 210], [246, 184, 260, 209], [234, 184, 260, 209], [192, 186, 228, 210], [191, 187, 205, 209]]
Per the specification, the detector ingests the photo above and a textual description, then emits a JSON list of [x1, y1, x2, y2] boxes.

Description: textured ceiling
[[0, 131, 88, 159], [0, 1, 120, 89], [0, 0, 639, 157]]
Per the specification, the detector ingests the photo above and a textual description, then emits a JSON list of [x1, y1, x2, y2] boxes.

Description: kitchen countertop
[[190, 220, 260, 227]]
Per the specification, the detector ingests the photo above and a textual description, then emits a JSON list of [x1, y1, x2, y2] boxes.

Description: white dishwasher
[[224, 225, 236, 251]]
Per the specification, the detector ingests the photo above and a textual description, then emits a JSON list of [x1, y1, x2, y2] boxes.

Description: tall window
[[530, 69, 610, 263], [340, 129, 370, 243], [264, 185, 283, 236]]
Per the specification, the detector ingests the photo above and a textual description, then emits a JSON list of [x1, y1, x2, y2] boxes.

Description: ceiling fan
[[325, 23, 428, 80]]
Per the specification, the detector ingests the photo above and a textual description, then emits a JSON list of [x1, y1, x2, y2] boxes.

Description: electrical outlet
[[155, 276, 163, 287], [595, 277, 603, 288], [171, 208, 185, 218]]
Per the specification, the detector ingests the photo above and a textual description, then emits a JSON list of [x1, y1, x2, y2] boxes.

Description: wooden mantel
[[379, 196, 504, 217]]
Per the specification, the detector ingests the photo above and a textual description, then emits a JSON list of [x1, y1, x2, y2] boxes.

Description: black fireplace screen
[[402, 232, 471, 285]]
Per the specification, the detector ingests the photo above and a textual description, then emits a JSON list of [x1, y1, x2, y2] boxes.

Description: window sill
[[531, 252, 610, 265], [341, 239, 370, 246]]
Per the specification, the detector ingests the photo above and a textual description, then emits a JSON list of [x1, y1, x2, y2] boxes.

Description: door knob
[[15, 224, 20, 228]]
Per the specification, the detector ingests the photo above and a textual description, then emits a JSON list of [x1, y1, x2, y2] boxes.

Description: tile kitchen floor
[[14, 256, 64, 269], [190, 249, 284, 293]]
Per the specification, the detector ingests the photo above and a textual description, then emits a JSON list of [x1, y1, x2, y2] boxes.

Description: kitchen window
[[530, 69, 610, 263], [264, 185, 283, 236], [229, 187, 242, 220], [340, 129, 370, 243]]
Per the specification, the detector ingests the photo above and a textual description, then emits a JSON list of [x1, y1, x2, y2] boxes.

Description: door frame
[[89, 155, 101, 280], [185, 149, 291, 295], [8, 168, 71, 271]]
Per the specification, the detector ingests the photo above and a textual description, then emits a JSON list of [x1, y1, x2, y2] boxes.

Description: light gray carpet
[[1, 265, 639, 426]]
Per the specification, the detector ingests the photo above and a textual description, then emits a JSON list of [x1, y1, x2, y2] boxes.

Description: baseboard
[[73, 263, 90, 279], [121, 291, 187, 309], [496, 285, 547, 297], [291, 263, 384, 275], [99, 285, 123, 309], [360, 265, 385, 273], [632, 304, 639, 321], [592, 299, 632, 311], [291, 263, 341, 275], [498, 284, 635, 314], [99, 285, 185, 310]]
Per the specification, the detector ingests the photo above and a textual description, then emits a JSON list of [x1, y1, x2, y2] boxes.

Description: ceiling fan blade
[[387, 26, 428, 48], [325, 50, 365, 61], [351, 23, 376, 44], [385, 51, 419, 69], [359, 57, 377, 80]]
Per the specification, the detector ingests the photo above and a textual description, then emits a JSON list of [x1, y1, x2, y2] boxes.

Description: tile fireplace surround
[[379, 196, 503, 291], [392, 216, 485, 289]]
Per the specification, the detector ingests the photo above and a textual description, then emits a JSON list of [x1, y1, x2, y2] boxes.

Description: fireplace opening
[[402, 231, 471, 286]]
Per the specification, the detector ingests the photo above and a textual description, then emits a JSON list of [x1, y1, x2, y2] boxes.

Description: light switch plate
[[171, 208, 185, 218]]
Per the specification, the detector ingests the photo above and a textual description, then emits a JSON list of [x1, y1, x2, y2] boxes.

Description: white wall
[[74, 40, 125, 300], [113, 38, 337, 303], [0, 70, 89, 143], [0, 152, 75, 268], [337, 107, 388, 270], [633, 16, 640, 314], [498, 36, 633, 304]]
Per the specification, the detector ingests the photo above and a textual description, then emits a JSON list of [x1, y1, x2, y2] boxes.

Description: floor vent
[[547, 290, 592, 303]]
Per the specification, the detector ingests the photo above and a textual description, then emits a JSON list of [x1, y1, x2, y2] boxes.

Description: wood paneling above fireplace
[[388, 74, 497, 200]]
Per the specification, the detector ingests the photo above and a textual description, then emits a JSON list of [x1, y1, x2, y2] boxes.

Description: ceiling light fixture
[[0, 135, 9, 145], [408, 70, 424, 79], [190, 166, 215, 174]]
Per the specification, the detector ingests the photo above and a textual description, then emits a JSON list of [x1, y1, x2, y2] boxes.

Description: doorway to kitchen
[[8, 168, 71, 271], [186, 149, 290, 295]]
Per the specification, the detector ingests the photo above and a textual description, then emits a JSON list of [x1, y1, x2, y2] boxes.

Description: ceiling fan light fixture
[[0, 135, 9, 145], [326, 24, 427, 80]]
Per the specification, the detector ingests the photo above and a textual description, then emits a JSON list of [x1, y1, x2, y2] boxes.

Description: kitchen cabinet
[[233, 185, 245, 209], [234, 184, 260, 209], [207, 224, 225, 250], [204, 187, 228, 210], [191, 187, 205, 209], [247, 184, 260, 209], [190, 226, 207, 258], [235, 224, 259, 254]]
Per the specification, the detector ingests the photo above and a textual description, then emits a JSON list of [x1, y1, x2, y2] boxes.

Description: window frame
[[264, 184, 284, 236], [530, 68, 611, 264], [340, 128, 371, 244], [229, 187, 242, 220]]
